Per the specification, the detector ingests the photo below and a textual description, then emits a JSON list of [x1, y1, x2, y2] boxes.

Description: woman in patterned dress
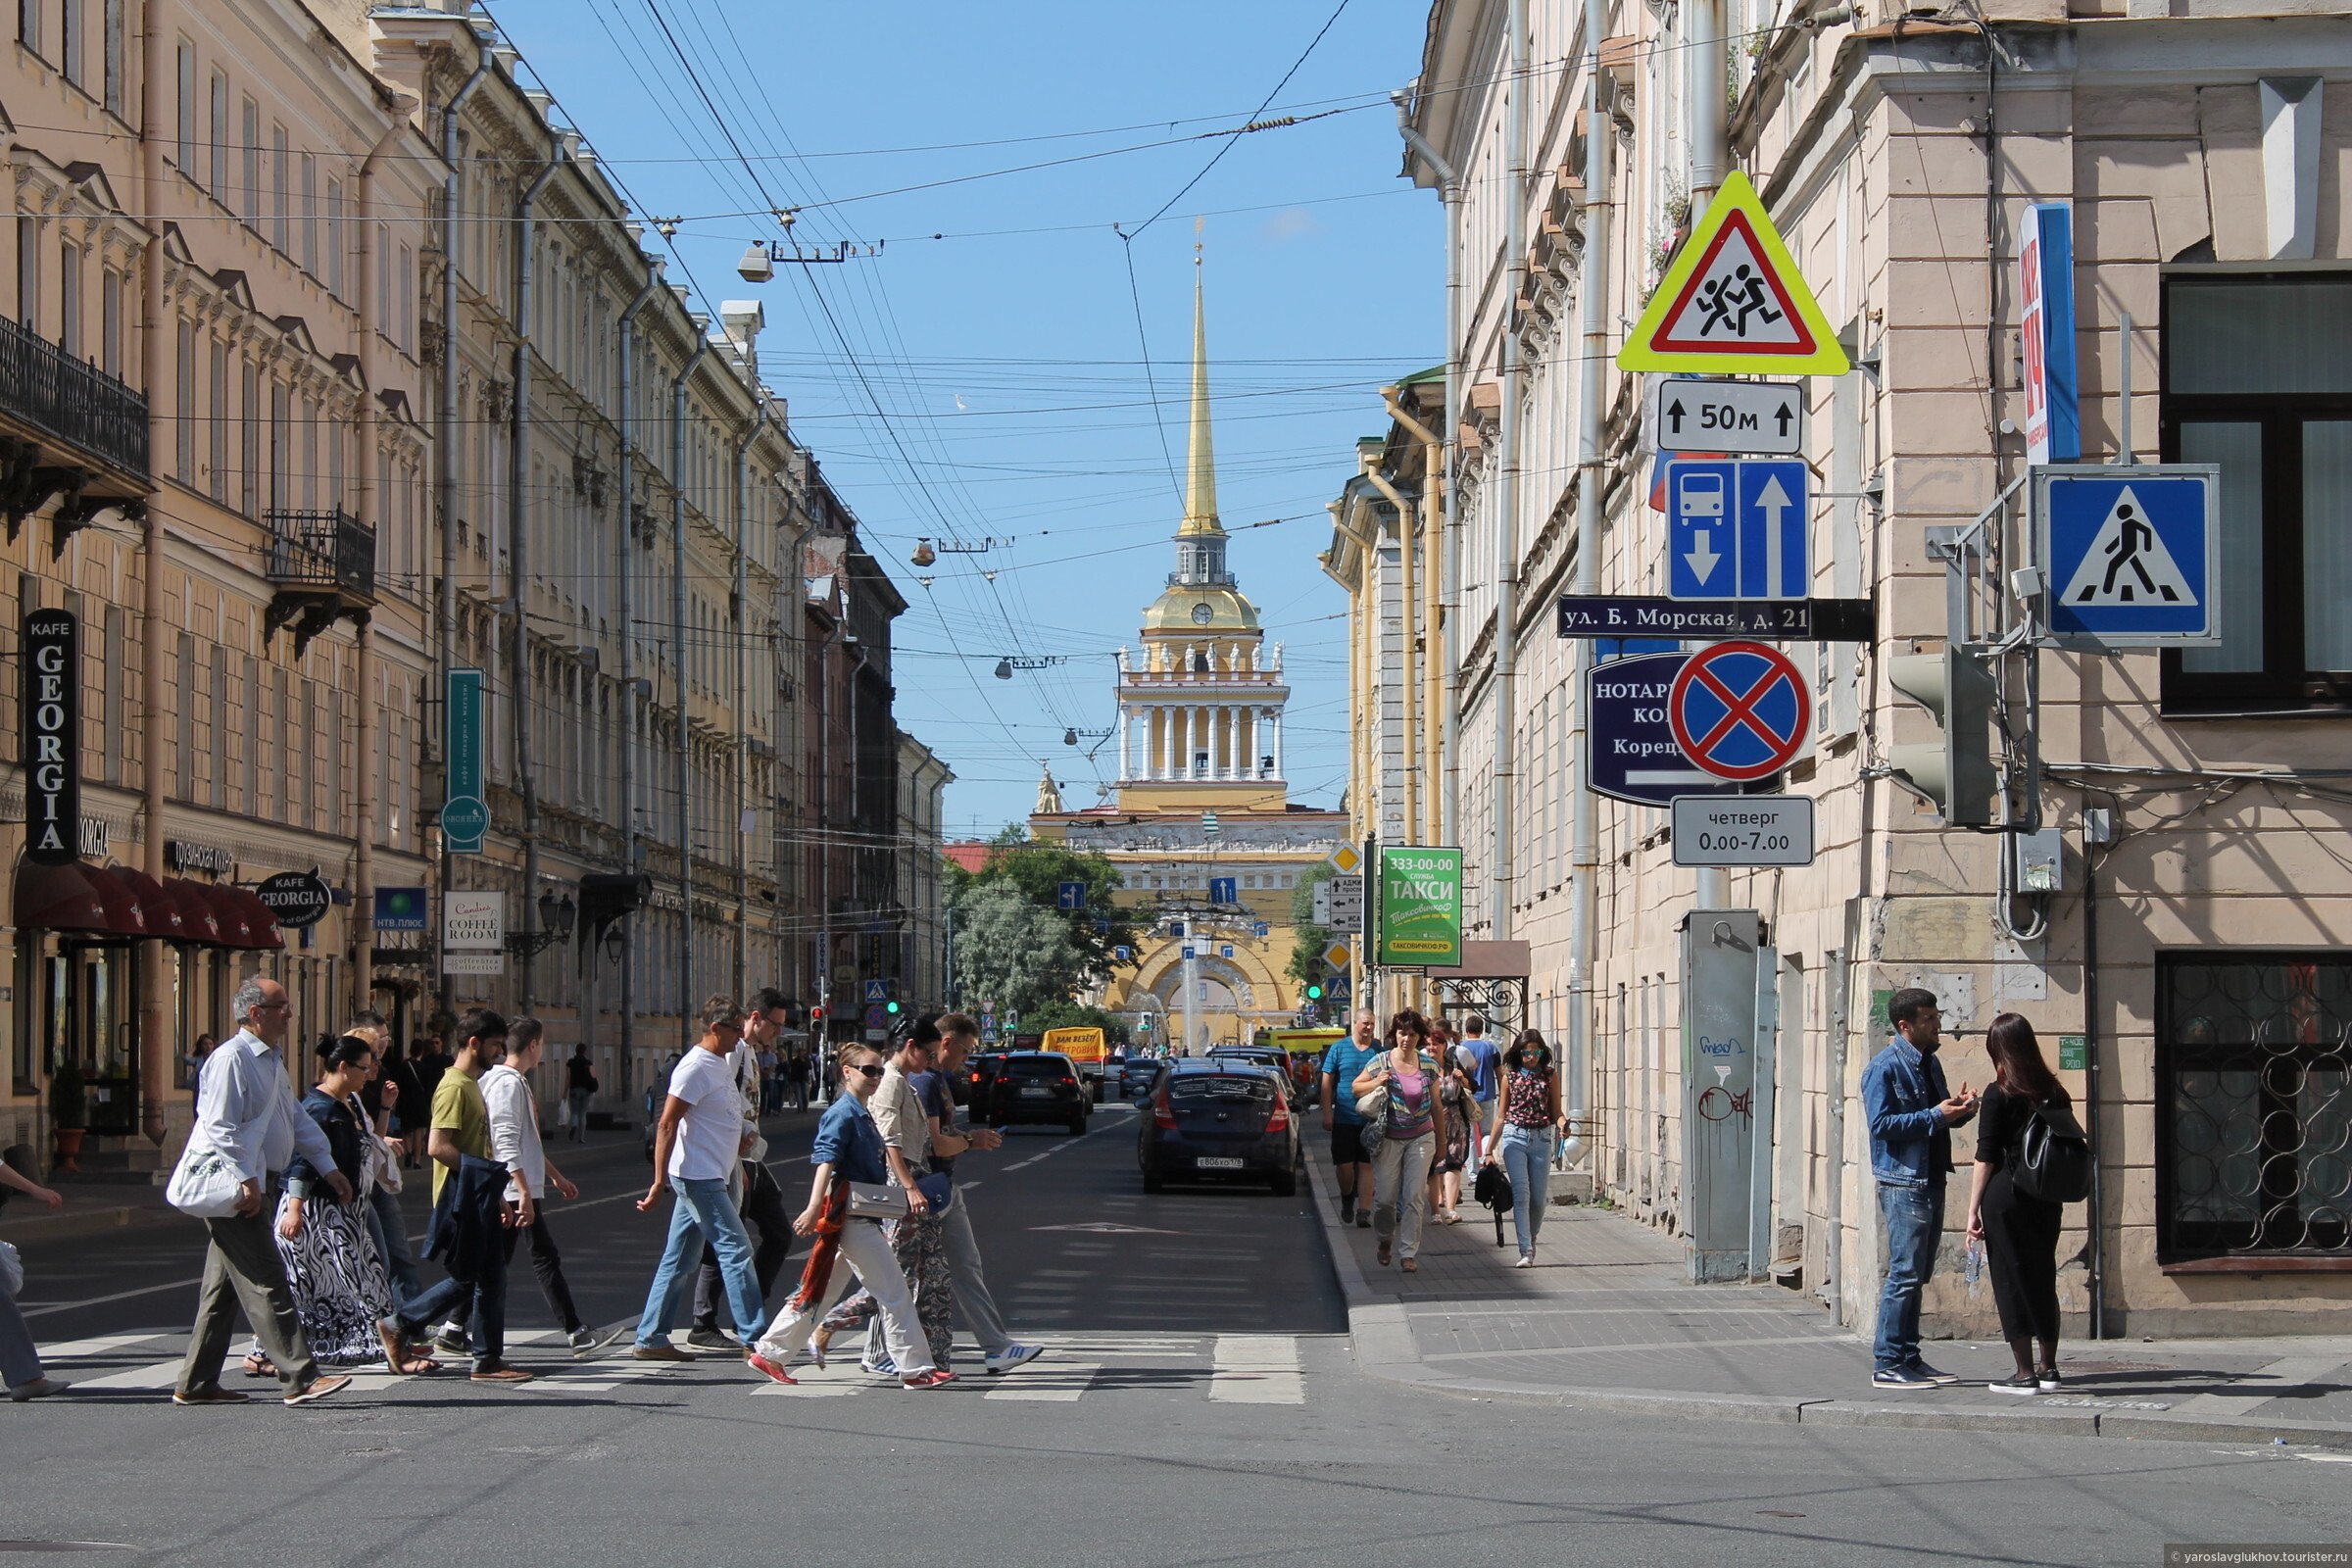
[[276, 1035, 430, 1371]]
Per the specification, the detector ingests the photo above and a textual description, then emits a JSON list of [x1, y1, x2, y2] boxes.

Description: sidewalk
[[1305, 1142, 2352, 1450]]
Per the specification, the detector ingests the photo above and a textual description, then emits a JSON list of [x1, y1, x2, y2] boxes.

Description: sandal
[[395, 1352, 439, 1376], [241, 1353, 276, 1380], [808, 1328, 832, 1370], [1401, 1257, 1419, 1272]]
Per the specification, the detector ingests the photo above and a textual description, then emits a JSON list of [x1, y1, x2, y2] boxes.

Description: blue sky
[[492, 0, 1442, 836]]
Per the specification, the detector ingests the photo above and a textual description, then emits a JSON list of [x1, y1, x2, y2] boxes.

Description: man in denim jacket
[[1862, 987, 1978, 1389]]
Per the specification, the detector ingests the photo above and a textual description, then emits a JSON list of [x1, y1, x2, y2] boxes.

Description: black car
[[989, 1052, 1091, 1134], [1139, 1059, 1298, 1195], [1121, 1058, 1167, 1105], [965, 1052, 1010, 1123]]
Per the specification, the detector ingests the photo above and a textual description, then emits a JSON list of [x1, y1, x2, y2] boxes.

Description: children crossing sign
[[2034, 466, 2221, 649], [1618, 172, 1848, 376]]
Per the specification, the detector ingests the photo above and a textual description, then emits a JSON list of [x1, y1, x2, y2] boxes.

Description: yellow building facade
[[1029, 266, 1345, 1051]]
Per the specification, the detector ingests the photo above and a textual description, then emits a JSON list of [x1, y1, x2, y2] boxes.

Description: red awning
[[164, 877, 224, 946], [105, 866, 185, 941], [85, 869, 147, 938], [231, 887, 283, 951], [204, 884, 255, 948], [14, 859, 113, 935]]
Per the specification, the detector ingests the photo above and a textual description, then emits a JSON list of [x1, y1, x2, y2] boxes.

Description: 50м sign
[[1376, 847, 1463, 968]]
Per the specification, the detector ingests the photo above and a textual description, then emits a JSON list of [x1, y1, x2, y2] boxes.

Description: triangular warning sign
[[2057, 486, 2198, 608], [1618, 172, 1850, 376]]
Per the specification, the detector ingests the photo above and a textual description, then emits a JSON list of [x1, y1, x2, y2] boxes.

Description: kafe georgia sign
[[22, 608, 79, 867]]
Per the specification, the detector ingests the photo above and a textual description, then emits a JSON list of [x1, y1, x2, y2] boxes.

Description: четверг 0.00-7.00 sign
[[1375, 846, 1463, 969]]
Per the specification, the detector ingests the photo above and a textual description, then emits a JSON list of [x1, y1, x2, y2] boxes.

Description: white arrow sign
[[1650, 377, 1805, 456], [1685, 531, 1723, 586], [1754, 473, 1793, 598]]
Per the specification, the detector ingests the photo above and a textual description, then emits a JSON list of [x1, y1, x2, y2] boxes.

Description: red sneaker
[[900, 1368, 957, 1391], [746, 1352, 797, 1387]]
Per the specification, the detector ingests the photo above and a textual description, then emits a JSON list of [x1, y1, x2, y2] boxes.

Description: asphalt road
[[6, 1102, 2350, 1566]]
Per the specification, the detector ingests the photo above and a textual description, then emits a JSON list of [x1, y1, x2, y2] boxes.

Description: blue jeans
[[637, 1176, 766, 1348], [367, 1186, 422, 1301], [1874, 1181, 1945, 1371], [1497, 1125, 1555, 1255], [392, 1254, 507, 1372]]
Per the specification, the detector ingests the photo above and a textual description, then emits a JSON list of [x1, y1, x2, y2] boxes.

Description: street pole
[[672, 335, 711, 1047]]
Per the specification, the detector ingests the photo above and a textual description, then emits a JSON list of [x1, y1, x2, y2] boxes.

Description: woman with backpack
[[1966, 1012, 2073, 1395]]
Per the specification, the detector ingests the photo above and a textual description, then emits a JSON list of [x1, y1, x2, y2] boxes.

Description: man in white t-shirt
[[483, 1017, 616, 1358], [631, 997, 769, 1365]]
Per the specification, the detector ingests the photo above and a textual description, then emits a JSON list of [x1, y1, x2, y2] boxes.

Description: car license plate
[[1020, 1087, 1050, 1099], [1196, 1156, 1244, 1170]]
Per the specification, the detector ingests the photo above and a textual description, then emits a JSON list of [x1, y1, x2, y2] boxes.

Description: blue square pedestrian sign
[[1665, 459, 1809, 601], [2034, 465, 2220, 649], [863, 978, 892, 1004]]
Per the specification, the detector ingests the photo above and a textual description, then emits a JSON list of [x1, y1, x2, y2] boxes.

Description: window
[[99, 265, 119, 376], [269, 382, 288, 511], [374, 221, 388, 334], [325, 177, 344, 297], [397, 241, 413, 350], [57, 241, 79, 358], [174, 42, 194, 169], [2163, 274, 2352, 709], [102, 605, 123, 783], [208, 72, 226, 195], [206, 337, 226, 499], [100, 0, 119, 116], [59, 0, 78, 84], [17, 0, 38, 56], [270, 122, 288, 251], [16, 216, 38, 328], [239, 359, 259, 514], [172, 319, 194, 480], [299, 153, 315, 274], [241, 95, 259, 221], [2158, 954, 2351, 1259]]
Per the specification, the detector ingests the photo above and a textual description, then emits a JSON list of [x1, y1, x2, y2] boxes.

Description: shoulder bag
[[2014, 1098, 2093, 1204], [166, 1137, 245, 1219], [846, 1180, 909, 1220]]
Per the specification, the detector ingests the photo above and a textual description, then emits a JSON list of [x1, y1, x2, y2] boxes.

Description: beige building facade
[[1390, 0, 2352, 1336]]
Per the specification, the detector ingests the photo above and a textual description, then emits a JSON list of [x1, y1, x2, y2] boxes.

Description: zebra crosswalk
[[35, 1327, 1314, 1408]]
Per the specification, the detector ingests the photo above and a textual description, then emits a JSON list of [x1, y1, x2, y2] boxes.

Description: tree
[[948, 825, 1142, 985], [953, 880, 1085, 1018], [1288, 861, 1339, 987]]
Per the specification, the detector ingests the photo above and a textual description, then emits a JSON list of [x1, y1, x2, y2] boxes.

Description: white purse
[[0, 1239, 22, 1297], [165, 1140, 245, 1219]]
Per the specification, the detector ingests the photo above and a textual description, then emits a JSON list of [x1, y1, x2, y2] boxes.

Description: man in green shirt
[[402, 1009, 529, 1381], [428, 1018, 495, 1203]]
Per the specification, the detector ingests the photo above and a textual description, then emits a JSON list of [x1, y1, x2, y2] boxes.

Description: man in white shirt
[[687, 986, 795, 1350], [484, 1018, 613, 1357], [172, 975, 353, 1408], [632, 997, 770, 1365]]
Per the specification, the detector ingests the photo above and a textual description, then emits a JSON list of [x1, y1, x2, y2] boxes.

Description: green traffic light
[[886, 1000, 901, 1014], [1306, 984, 1323, 1000]]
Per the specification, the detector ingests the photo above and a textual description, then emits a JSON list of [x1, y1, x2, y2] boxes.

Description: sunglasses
[[849, 1063, 886, 1079]]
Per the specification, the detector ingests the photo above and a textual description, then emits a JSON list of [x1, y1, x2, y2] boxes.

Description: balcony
[[264, 507, 376, 657], [0, 315, 151, 551]]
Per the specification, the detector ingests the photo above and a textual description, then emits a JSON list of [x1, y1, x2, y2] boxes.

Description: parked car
[[1207, 1046, 1302, 1102], [1139, 1059, 1298, 1196], [989, 1052, 1091, 1135]]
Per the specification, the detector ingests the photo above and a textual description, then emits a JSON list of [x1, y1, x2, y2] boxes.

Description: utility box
[[2014, 828, 2065, 894]]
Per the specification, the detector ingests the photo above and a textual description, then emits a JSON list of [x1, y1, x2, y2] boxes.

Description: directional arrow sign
[[1652, 378, 1804, 456], [1666, 459, 1810, 602]]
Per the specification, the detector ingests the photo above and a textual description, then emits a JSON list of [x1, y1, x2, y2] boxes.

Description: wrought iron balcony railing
[[264, 507, 376, 600], [0, 315, 149, 479]]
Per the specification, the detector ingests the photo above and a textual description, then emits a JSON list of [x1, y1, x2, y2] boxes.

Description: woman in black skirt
[[1966, 1013, 2067, 1395]]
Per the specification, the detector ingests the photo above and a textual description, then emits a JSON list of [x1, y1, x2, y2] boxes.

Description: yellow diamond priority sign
[[1326, 844, 1363, 876], [1323, 941, 1352, 971], [1618, 172, 1848, 376]]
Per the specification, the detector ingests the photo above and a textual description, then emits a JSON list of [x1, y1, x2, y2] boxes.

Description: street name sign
[[1665, 458, 1810, 600], [1618, 172, 1849, 376], [1672, 795, 1816, 867], [1670, 641, 1811, 782], [1587, 651, 1748, 808], [1558, 594, 1876, 643], [2034, 465, 2220, 649], [1654, 378, 1803, 455], [1325, 875, 1365, 929]]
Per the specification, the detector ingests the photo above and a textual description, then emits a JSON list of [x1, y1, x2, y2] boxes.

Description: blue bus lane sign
[[1586, 651, 1749, 808]]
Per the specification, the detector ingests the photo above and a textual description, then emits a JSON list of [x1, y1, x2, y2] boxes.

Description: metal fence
[[263, 507, 375, 599], [0, 315, 149, 478]]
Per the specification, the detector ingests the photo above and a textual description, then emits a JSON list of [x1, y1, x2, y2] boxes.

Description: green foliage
[[949, 825, 1143, 985], [1288, 860, 1339, 987], [1022, 1000, 1131, 1047], [49, 1059, 86, 1130], [953, 880, 1086, 1018]]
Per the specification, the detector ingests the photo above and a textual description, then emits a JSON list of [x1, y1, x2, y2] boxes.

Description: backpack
[[2014, 1099, 2092, 1204]]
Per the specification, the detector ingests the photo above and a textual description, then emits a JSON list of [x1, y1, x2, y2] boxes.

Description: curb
[[1301, 1146, 2352, 1452]]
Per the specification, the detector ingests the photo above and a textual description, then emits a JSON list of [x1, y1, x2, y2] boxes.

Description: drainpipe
[[1562, 0, 1617, 1172], [134, 0, 170, 1146], [1383, 389, 1446, 846], [1359, 459, 1419, 850], [732, 398, 773, 1003], [1394, 90, 1463, 847], [511, 139, 564, 1011], [1491, 0, 1530, 939], [1690, 0, 1728, 209], [672, 332, 712, 1047], [433, 32, 491, 1034], [613, 255, 662, 1096]]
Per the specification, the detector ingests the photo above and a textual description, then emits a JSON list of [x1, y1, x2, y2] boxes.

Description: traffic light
[[1305, 984, 1323, 1001], [885, 1000, 901, 1015], [1887, 645, 1997, 826], [809, 1005, 827, 1028]]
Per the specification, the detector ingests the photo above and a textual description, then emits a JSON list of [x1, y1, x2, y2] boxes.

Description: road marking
[[1003, 1114, 1129, 1171], [37, 1332, 174, 1359], [984, 1361, 1098, 1401], [2171, 1354, 2348, 1417], [1209, 1334, 1304, 1404]]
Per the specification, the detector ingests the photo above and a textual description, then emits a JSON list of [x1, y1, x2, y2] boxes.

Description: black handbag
[[1472, 1161, 1515, 1248]]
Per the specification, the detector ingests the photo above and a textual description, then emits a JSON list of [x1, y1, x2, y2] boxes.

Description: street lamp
[[506, 889, 577, 957]]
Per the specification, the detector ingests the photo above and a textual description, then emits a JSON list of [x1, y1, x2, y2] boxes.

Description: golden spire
[[1180, 222, 1223, 539]]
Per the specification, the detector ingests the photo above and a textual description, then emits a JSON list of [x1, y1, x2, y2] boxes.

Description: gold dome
[[1143, 584, 1260, 633]]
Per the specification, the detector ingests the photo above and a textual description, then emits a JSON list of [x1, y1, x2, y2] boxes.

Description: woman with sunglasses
[[746, 1047, 952, 1390], [1351, 1009, 1447, 1271], [1484, 1031, 1564, 1266]]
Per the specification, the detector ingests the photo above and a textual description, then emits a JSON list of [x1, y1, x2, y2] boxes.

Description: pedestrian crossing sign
[[2034, 466, 2221, 649], [1617, 172, 1849, 376]]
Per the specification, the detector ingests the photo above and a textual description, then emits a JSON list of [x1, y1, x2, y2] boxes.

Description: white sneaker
[[983, 1343, 1045, 1375], [1513, 1253, 1534, 1268]]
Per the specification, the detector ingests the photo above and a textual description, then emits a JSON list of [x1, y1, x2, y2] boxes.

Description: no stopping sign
[[1669, 640, 1810, 781]]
